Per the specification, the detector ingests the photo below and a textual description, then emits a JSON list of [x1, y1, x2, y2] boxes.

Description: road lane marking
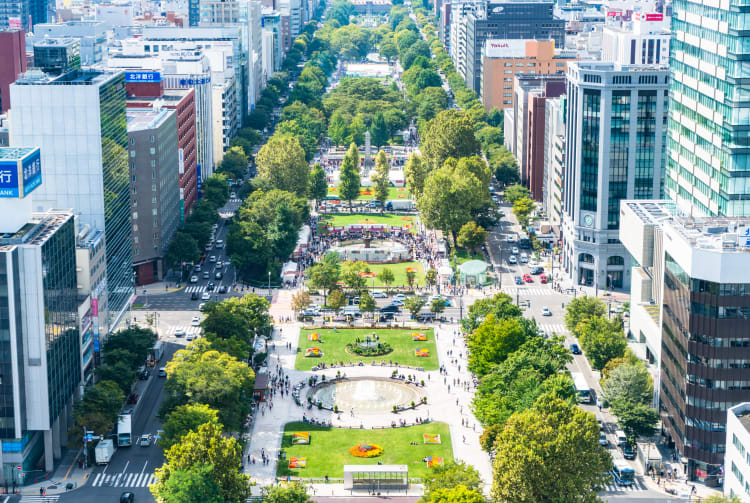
[[91, 473, 102, 486]]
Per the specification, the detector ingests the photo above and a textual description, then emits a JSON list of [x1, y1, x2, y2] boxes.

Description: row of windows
[[690, 302, 750, 319], [693, 280, 750, 297], [689, 333, 750, 348], [688, 375, 750, 391], [686, 416, 726, 432], [687, 355, 750, 369]]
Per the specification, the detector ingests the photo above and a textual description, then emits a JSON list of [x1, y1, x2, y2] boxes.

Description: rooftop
[[730, 403, 750, 432], [624, 200, 750, 254], [126, 108, 173, 131], [0, 147, 38, 160], [15, 69, 121, 86], [33, 37, 80, 48], [0, 210, 73, 249]]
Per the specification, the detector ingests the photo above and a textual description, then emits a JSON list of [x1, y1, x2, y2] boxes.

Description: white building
[[544, 96, 565, 229], [725, 403, 750, 502], [95, 3, 135, 28], [602, 13, 670, 65], [262, 28, 277, 80], [212, 72, 238, 164]]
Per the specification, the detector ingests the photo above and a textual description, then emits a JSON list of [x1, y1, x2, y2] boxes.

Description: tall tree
[[255, 135, 309, 196], [421, 110, 480, 170], [305, 252, 342, 303], [371, 112, 389, 147], [491, 398, 611, 503], [160, 404, 222, 451], [422, 461, 482, 495], [151, 422, 250, 503], [338, 143, 361, 211], [612, 403, 659, 441], [503, 184, 531, 204], [422, 485, 485, 503], [456, 221, 488, 255], [328, 111, 349, 146], [576, 315, 627, 370], [151, 463, 223, 503], [601, 363, 653, 407], [467, 315, 528, 376], [564, 296, 607, 334], [165, 232, 200, 269], [348, 116, 366, 146], [405, 296, 427, 319], [379, 267, 395, 291], [404, 153, 427, 199], [373, 150, 390, 209], [308, 163, 328, 208]]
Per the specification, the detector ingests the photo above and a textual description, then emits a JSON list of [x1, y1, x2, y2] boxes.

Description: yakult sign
[[485, 39, 528, 59]]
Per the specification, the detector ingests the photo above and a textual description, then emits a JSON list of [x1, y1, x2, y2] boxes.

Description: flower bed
[[305, 347, 323, 357], [292, 432, 310, 445], [346, 341, 393, 357], [349, 444, 384, 458]]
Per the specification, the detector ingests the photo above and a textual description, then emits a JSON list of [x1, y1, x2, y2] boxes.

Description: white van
[[343, 305, 360, 316], [215, 239, 224, 249], [615, 430, 628, 447], [519, 253, 529, 263]]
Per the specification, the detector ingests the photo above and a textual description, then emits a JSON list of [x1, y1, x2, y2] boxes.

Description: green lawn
[[454, 249, 484, 265], [321, 213, 417, 234], [328, 186, 411, 201], [364, 261, 425, 287], [295, 328, 438, 371], [278, 421, 453, 479]]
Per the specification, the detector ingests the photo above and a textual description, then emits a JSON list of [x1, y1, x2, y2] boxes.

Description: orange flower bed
[[349, 444, 384, 458]]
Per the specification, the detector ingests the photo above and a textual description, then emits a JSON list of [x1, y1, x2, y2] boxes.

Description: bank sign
[[0, 148, 42, 198]]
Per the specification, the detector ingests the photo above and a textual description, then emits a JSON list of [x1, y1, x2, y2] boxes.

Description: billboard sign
[[0, 148, 41, 198], [634, 12, 664, 21], [606, 10, 622, 16], [125, 72, 161, 83], [8, 17, 21, 29], [485, 39, 528, 59]]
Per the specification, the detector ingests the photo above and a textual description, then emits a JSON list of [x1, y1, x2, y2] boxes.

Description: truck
[[385, 199, 415, 211], [117, 414, 132, 447], [94, 439, 115, 464], [150, 340, 163, 364]]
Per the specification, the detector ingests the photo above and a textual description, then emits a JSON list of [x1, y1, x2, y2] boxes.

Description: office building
[[33, 38, 81, 76], [544, 96, 565, 229], [620, 200, 750, 486], [602, 13, 670, 65], [462, 1, 565, 94], [725, 403, 750, 501], [126, 108, 180, 284], [212, 73, 239, 164], [0, 0, 49, 31], [126, 86, 199, 221], [0, 30, 26, 114], [561, 61, 669, 290], [666, 0, 750, 216], [481, 39, 575, 110], [75, 227, 106, 377], [94, 3, 134, 28], [10, 70, 133, 332], [32, 22, 107, 67]]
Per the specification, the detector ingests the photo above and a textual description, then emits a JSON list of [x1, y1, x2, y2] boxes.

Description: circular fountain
[[310, 377, 422, 414]]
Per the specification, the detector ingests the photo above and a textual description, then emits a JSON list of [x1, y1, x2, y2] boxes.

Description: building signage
[[739, 226, 750, 246], [0, 148, 41, 198], [178, 148, 184, 174], [606, 10, 622, 16], [125, 72, 161, 83], [8, 16, 21, 29], [485, 39, 528, 59], [634, 12, 663, 21]]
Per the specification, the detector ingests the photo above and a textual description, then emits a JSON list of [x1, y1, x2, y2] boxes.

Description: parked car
[[541, 307, 552, 316], [372, 291, 387, 298], [599, 433, 608, 446], [523, 274, 533, 283], [127, 393, 138, 404], [393, 294, 406, 301], [514, 276, 523, 285], [570, 343, 582, 355], [391, 299, 404, 306]]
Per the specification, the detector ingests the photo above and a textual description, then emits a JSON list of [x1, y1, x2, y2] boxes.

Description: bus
[[611, 460, 635, 486], [571, 372, 593, 404]]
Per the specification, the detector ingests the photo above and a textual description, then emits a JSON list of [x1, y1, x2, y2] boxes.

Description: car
[[209, 255, 217, 263], [519, 253, 529, 263], [215, 240, 224, 248], [216, 260, 223, 268], [508, 256, 517, 264], [215, 272, 223, 280], [201, 291, 211, 300], [191, 291, 199, 300], [230, 192, 237, 198], [523, 274, 533, 283], [530, 266, 544, 275], [191, 316, 201, 327], [380, 304, 401, 313], [380, 311, 396, 320], [202, 271, 210, 279], [205, 243, 212, 251], [186, 333, 196, 342], [194, 264, 201, 272], [121, 408, 134, 415], [391, 299, 404, 306], [541, 307, 552, 316], [174, 328, 186, 337], [218, 285, 227, 294], [138, 369, 150, 380], [190, 275, 198, 283], [198, 303, 206, 311], [540, 274, 548, 284], [120, 491, 135, 503], [621, 443, 636, 460], [158, 367, 167, 377], [393, 294, 406, 301], [371, 291, 387, 298], [127, 393, 138, 404], [139, 434, 151, 447], [570, 343, 582, 355], [514, 275, 523, 285], [506, 235, 515, 242], [429, 295, 451, 306], [599, 433, 608, 446], [206, 282, 215, 291], [511, 247, 519, 255]]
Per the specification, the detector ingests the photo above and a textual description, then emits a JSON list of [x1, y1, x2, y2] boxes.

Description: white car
[[201, 291, 211, 300], [191, 316, 201, 327], [190, 275, 198, 283], [209, 255, 217, 263], [506, 235, 515, 242], [508, 256, 518, 264], [198, 303, 206, 311], [391, 299, 404, 306], [371, 291, 387, 298], [393, 294, 406, 301], [511, 247, 519, 255], [174, 328, 186, 337], [186, 333, 196, 342], [541, 307, 552, 316]]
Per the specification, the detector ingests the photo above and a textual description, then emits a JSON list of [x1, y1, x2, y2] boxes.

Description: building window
[[608, 90, 630, 229], [581, 89, 601, 212], [132, 211, 138, 220], [130, 150, 135, 157], [607, 256, 625, 266]]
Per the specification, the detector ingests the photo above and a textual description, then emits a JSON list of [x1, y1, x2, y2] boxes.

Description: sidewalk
[[14, 448, 89, 497], [134, 280, 185, 297]]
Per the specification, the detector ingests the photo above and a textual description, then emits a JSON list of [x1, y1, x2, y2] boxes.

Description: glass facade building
[[668, 0, 750, 216]]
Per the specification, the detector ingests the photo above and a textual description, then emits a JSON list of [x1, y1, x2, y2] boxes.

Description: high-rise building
[[0, 29, 25, 114], [724, 403, 750, 501], [561, 61, 669, 290], [620, 200, 750, 486], [461, 1, 565, 94], [602, 13, 670, 66], [0, 0, 49, 31], [33, 38, 81, 76], [32, 22, 107, 67], [212, 73, 239, 164], [126, 108, 180, 284], [10, 70, 133, 332], [543, 96, 566, 229], [666, 0, 750, 216]]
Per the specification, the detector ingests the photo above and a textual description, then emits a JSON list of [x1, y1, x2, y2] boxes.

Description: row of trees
[[565, 297, 660, 443]]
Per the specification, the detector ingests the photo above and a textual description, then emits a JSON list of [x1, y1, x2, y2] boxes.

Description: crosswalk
[[164, 325, 200, 336], [90, 471, 156, 488], [503, 287, 556, 296], [185, 285, 208, 293], [536, 323, 568, 335], [19, 496, 61, 502], [601, 478, 648, 493]]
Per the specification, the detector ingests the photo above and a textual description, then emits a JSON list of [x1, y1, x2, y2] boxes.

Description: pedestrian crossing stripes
[[503, 287, 556, 296], [229, 198, 242, 203], [91, 471, 156, 488], [185, 285, 206, 293], [164, 325, 200, 336], [19, 496, 60, 502], [601, 478, 648, 493], [536, 324, 568, 335]]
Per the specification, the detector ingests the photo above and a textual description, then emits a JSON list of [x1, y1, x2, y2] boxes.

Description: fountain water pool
[[310, 378, 422, 414]]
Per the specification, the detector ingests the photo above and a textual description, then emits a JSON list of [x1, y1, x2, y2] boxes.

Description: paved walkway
[[244, 321, 491, 496]]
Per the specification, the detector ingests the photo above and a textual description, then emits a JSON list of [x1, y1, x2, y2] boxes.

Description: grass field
[[328, 186, 410, 201], [321, 213, 417, 234], [278, 421, 453, 479], [454, 249, 484, 265], [363, 261, 425, 287], [295, 327, 438, 371]]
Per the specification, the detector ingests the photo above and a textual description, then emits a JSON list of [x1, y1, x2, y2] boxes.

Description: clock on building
[[583, 214, 594, 227]]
